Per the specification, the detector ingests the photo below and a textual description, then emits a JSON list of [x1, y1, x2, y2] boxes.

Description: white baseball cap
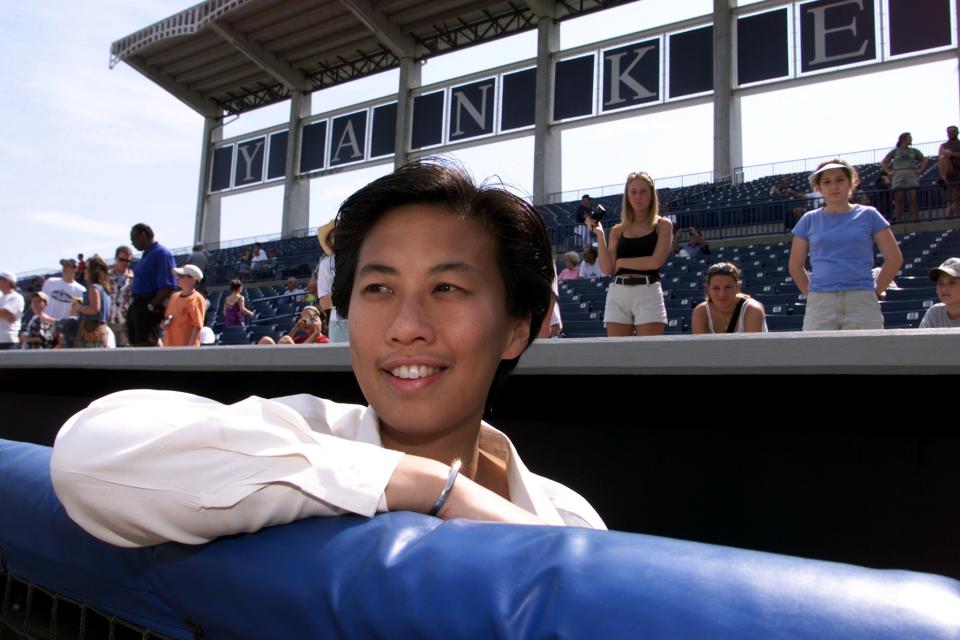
[[172, 264, 204, 280]]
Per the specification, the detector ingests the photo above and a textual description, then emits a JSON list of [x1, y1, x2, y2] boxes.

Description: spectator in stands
[[223, 279, 255, 327], [557, 251, 581, 281], [574, 194, 595, 249], [769, 176, 804, 199], [881, 132, 928, 223], [579, 246, 603, 279], [537, 276, 562, 339], [258, 306, 329, 345], [919, 257, 960, 328], [127, 223, 176, 347], [162, 265, 205, 347], [871, 172, 893, 219], [108, 245, 134, 347], [788, 159, 903, 331], [73, 256, 112, 349], [251, 243, 267, 263], [49, 159, 603, 547], [42, 258, 86, 321], [311, 220, 348, 342], [770, 177, 809, 231], [186, 244, 210, 273], [284, 277, 306, 302], [672, 227, 711, 258], [76, 254, 87, 285], [19, 292, 55, 350], [937, 125, 960, 217], [0, 271, 24, 350], [871, 266, 899, 292], [590, 170, 672, 336], [691, 263, 767, 334], [238, 248, 252, 278]]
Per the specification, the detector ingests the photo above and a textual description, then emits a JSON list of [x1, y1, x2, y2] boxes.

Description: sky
[[2, 0, 957, 275]]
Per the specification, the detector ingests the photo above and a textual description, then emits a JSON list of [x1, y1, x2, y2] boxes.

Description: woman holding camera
[[589, 170, 672, 336]]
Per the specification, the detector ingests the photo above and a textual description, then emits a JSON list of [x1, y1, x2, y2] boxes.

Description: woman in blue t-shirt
[[788, 158, 903, 331]]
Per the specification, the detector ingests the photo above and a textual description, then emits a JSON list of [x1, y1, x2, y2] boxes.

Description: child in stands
[[163, 265, 205, 347], [920, 258, 960, 328]]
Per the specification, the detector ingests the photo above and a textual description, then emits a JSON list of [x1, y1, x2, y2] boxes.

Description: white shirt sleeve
[[0, 292, 23, 318], [51, 390, 403, 548], [315, 256, 334, 297]]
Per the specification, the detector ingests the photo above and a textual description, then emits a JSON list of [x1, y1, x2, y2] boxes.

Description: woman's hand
[[386, 455, 545, 525], [587, 218, 604, 236]]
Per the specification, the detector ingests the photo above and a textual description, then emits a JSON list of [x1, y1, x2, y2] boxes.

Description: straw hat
[[317, 220, 336, 256]]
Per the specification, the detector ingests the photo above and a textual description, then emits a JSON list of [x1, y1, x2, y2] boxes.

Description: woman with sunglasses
[[50, 160, 605, 548], [691, 262, 767, 334], [789, 159, 903, 331], [588, 170, 672, 337], [107, 247, 134, 347]]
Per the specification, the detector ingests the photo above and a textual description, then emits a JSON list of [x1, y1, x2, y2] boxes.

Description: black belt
[[614, 275, 659, 285]]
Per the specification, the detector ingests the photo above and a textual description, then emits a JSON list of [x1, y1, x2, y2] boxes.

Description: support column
[[533, 17, 561, 205], [282, 90, 312, 236], [712, 0, 742, 182], [394, 57, 421, 168], [194, 115, 223, 246]]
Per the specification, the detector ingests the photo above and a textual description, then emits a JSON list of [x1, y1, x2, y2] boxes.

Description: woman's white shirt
[[704, 298, 768, 333], [51, 390, 605, 547]]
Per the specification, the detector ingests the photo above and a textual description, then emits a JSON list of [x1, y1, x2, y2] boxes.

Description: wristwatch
[[147, 303, 156, 313]]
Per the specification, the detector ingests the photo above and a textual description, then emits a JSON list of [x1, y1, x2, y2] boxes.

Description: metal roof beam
[[124, 56, 222, 118], [210, 21, 309, 91], [525, 0, 557, 18], [337, 0, 420, 59]]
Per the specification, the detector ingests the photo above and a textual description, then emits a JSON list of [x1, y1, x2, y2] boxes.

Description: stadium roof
[[111, 0, 632, 117]]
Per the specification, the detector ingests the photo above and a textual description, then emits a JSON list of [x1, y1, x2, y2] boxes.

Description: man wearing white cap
[[0, 271, 24, 350], [919, 257, 960, 329], [162, 265, 205, 347]]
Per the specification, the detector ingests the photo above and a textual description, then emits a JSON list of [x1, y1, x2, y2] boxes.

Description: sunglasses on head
[[707, 263, 738, 276]]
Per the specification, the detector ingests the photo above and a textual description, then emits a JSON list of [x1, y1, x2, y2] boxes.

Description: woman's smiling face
[[347, 204, 529, 444]]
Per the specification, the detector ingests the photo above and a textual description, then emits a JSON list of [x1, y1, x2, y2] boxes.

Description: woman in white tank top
[[691, 262, 768, 334]]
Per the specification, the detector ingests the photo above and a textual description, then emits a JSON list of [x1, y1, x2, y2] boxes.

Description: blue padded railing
[[1, 439, 959, 640]]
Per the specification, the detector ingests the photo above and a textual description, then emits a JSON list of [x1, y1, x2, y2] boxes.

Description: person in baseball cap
[[0, 270, 24, 349], [919, 257, 960, 328], [172, 264, 204, 281], [163, 264, 206, 347]]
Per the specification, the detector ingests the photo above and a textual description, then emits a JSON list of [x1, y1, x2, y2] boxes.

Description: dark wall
[[2, 369, 956, 579]]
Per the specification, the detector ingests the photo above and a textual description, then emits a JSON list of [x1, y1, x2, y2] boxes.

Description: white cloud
[[23, 211, 131, 239]]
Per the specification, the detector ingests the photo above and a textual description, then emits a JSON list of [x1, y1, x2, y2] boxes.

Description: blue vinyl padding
[[1, 438, 958, 639]]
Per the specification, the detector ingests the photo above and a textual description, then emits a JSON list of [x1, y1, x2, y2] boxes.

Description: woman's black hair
[[333, 158, 554, 412], [229, 279, 243, 292]]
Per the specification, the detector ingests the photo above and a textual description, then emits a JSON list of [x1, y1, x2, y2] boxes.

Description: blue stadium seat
[[218, 331, 251, 345], [765, 315, 805, 332]]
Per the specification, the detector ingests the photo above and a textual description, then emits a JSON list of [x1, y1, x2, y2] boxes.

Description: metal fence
[[547, 140, 942, 204], [1, 568, 174, 640]]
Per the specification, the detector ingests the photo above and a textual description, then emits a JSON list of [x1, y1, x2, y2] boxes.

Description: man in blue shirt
[[127, 223, 176, 347]]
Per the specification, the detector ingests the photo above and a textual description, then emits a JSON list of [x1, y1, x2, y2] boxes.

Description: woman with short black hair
[[51, 159, 605, 548]]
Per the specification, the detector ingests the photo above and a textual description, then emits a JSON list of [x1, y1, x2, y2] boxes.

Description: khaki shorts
[[891, 171, 919, 191], [603, 281, 668, 326], [802, 290, 882, 331]]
